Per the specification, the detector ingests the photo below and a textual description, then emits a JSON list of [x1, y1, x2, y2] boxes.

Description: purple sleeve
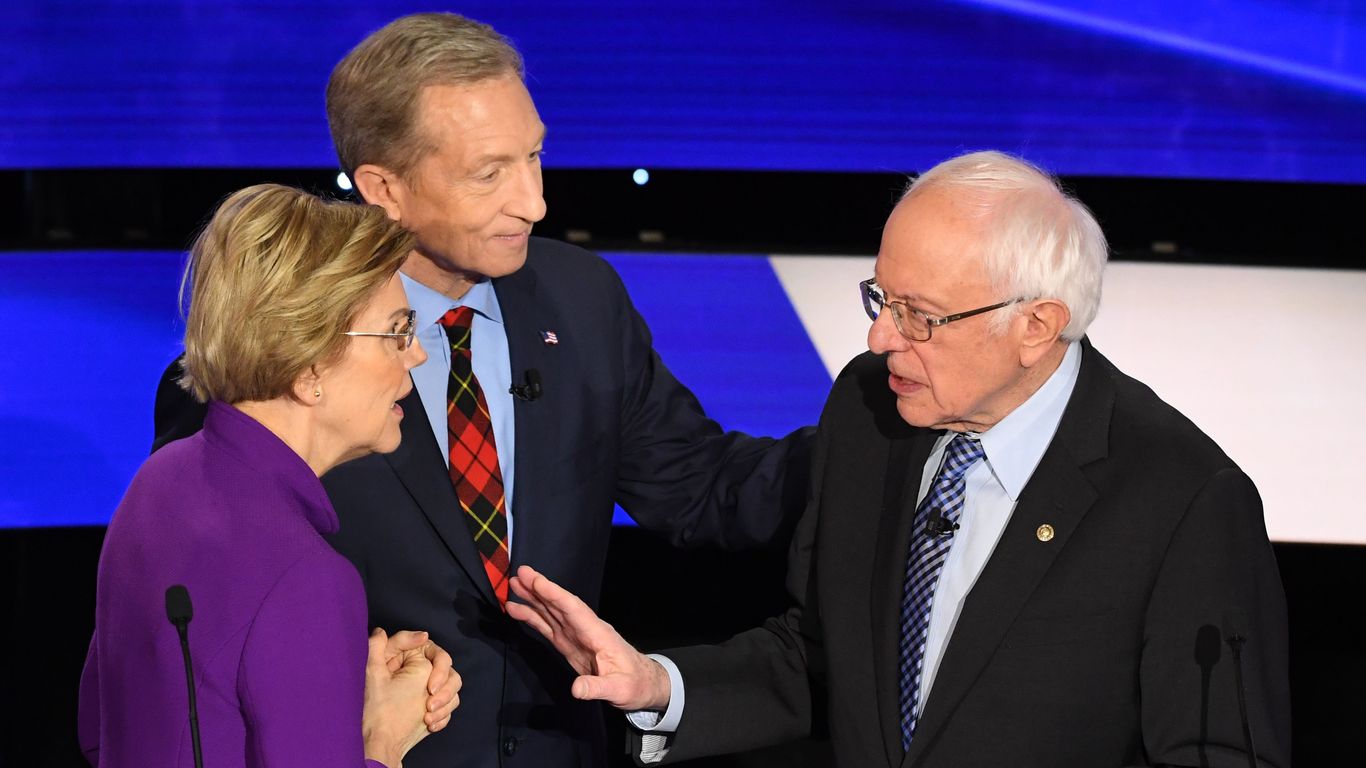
[[238, 550, 377, 767], [77, 635, 100, 765]]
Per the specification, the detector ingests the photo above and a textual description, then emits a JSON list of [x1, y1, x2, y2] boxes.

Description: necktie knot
[[439, 306, 474, 352], [939, 433, 985, 482]]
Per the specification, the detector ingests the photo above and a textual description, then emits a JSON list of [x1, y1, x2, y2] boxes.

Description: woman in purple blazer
[[78, 185, 460, 767]]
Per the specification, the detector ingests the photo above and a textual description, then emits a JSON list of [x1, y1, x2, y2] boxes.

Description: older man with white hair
[[506, 150, 1292, 767]]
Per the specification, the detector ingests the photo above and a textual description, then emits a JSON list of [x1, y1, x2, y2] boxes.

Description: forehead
[[354, 272, 409, 320], [874, 188, 988, 303], [415, 75, 542, 158]]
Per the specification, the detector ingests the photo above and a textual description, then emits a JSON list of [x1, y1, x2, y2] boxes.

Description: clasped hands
[[507, 565, 671, 712], [363, 628, 463, 766]]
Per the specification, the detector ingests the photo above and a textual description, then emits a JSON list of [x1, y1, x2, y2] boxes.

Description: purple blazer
[[78, 401, 386, 767]]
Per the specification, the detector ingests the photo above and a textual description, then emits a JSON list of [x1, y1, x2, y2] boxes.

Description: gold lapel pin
[[1036, 524, 1055, 542]]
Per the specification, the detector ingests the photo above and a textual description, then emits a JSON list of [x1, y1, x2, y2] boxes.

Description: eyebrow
[[467, 126, 548, 170], [386, 307, 413, 321]]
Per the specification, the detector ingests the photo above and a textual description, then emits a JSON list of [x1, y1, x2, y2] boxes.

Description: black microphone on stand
[[166, 585, 205, 768], [1222, 609, 1259, 768]]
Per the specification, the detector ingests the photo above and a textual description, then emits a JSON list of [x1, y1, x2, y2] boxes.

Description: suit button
[[502, 736, 519, 756]]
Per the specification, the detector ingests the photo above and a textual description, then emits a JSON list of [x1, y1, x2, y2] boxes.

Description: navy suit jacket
[[152, 237, 812, 768], [654, 341, 1290, 768]]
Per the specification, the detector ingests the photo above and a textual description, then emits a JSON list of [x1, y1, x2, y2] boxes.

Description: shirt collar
[[399, 273, 504, 329], [974, 341, 1082, 501]]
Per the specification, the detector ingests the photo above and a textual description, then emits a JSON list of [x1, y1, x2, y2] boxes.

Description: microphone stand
[[166, 585, 205, 768]]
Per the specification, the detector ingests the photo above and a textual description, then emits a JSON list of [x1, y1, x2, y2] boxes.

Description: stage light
[[633, 168, 650, 186], [336, 172, 353, 191]]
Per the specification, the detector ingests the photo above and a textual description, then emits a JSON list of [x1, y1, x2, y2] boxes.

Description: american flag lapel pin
[[541, 330, 559, 346]]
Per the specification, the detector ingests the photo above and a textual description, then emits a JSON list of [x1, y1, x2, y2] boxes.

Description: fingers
[[424, 670, 461, 731], [425, 667, 461, 717], [383, 629, 430, 656], [506, 600, 555, 640], [571, 660, 672, 712], [367, 627, 390, 669], [426, 711, 454, 733], [422, 642, 454, 695], [512, 565, 598, 638]]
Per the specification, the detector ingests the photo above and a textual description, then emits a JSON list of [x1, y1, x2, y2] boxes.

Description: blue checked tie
[[898, 433, 986, 751]]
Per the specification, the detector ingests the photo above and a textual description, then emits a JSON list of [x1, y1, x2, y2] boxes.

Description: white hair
[[903, 150, 1108, 341]]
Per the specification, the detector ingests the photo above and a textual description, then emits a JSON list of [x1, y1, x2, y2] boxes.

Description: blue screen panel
[[2, 1, 1364, 182], [0, 251, 187, 527], [0, 250, 830, 529]]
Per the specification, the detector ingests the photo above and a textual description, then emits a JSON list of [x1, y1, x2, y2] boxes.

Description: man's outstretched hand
[[507, 565, 671, 711]]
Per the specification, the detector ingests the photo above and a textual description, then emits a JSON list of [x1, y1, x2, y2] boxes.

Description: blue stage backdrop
[[0, 250, 831, 529], [3, 1, 1364, 182]]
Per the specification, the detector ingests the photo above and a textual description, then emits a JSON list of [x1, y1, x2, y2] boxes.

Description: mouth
[[886, 369, 927, 396], [492, 230, 531, 244], [393, 386, 412, 416]]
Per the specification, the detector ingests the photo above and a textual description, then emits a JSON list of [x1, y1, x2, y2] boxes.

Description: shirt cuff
[[626, 654, 686, 763]]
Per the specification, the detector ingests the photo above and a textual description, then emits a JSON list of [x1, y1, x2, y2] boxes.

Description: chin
[[484, 251, 528, 279], [895, 400, 940, 430]]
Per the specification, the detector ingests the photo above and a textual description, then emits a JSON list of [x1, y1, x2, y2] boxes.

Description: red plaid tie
[[437, 306, 510, 605]]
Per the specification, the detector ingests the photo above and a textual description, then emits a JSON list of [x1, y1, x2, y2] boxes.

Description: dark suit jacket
[[657, 341, 1290, 767], [152, 237, 812, 768]]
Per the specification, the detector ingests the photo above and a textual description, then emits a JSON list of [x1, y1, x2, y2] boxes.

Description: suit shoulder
[[524, 236, 619, 281], [1095, 351, 1240, 476], [832, 351, 887, 387], [821, 351, 908, 438]]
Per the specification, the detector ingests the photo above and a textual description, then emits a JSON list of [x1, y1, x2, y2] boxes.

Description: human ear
[[352, 164, 405, 222], [1018, 299, 1070, 367], [292, 365, 325, 406]]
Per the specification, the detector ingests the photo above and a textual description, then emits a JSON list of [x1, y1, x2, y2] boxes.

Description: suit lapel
[[492, 264, 557, 573], [871, 427, 939, 768], [902, 341, 1114, 767], [383, 383, 499, 607]]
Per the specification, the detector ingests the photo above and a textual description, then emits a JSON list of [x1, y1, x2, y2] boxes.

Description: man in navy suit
[[153, 12, 810, 768]]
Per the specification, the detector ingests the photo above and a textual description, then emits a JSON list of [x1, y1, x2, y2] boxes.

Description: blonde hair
[[179, 184, 414, 403], [905, 151, 1109, 341], [327, 12, 524, 179]]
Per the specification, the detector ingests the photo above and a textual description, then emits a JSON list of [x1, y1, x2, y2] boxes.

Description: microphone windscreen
[[165, 584, 194, 625]]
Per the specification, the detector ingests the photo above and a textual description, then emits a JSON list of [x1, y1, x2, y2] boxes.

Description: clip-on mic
[[509, 368, 543, 401], [924, 511, 959, 537]]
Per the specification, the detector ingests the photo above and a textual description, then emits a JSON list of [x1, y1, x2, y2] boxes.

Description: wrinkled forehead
[[413, 75, 542, 155], [874, 190, 992, 303]]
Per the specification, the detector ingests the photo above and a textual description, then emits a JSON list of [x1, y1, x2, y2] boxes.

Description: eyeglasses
[[342, 309, 418, 351], [860, 278, 1020, 342]]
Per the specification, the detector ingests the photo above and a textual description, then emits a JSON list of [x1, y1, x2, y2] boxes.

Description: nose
[[405, 335, 429, 369], [867, 308, 908, 355], [507, 159, 547, 224]]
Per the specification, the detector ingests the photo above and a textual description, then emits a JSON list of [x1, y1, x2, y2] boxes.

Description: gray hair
[[327, 12, 525, 180], [904, 150, 1108, 341]]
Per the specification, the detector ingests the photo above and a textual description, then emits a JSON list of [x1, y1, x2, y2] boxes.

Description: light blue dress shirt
[[911, 340, 1080, 712], [635, 342, 1082, 760], [400, 273, 518, 548]]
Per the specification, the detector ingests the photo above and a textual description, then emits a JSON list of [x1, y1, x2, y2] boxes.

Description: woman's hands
[[362, 629, 462, 767]]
